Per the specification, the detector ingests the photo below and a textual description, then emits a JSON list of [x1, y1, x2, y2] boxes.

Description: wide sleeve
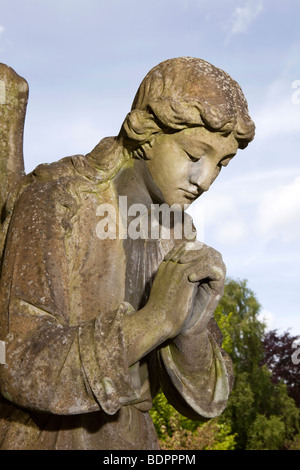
[[157, 319, 234, 420], [0, 179, 139, 415], [155, 224, 234, 420]]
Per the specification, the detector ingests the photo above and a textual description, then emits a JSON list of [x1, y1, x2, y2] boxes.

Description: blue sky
[[1, 0, 300, 335]]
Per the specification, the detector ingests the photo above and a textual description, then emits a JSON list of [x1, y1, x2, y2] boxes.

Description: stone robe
[[0, 150, 233, 450]]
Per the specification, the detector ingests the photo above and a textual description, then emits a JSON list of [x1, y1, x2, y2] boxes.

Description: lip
[[180, 188, 201, 199]]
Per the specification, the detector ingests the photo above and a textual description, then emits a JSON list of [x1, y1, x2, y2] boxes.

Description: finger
[[188, 263, 226, 283], [165, 240, 204, 263], [164, 241, 187, 262], [178, 243, 223, 266], [176, 241, 206, 264]]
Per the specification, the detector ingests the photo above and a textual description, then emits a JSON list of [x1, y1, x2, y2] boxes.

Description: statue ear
[[122, 109, 161, 145]]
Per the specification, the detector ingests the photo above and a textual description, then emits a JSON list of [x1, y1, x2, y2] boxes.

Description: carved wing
[[0, 64, 28, 261]]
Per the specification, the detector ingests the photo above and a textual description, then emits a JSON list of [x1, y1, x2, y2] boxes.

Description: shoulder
[[13, 153, 104, 206], [10, 154, 114, 228], [30, 154, 84, 184], [13, 157, 80, 211], [5, 155, 93, 234]]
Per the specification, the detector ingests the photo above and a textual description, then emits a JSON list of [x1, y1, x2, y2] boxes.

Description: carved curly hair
[[88, 57, 255, 177]]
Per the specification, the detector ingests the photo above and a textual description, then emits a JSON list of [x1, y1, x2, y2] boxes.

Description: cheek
[[163, 156, 189, 184], [211, 166, 221, 183], [172, 162, 190, 186]]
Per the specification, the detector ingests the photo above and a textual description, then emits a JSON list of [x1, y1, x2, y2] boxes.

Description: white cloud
[[188, 191, 249, 246], [256, 106, 300, 140], [258, 309, 275, 331], [258, 310, 300, 335], [253, 75, 300, 140], [0, 25, 5, 35], [199, 193, 233, 226], [214, 219, 247, 245], [222, 168, 300, 187], [257, 176, 300, 242], [226, 1, 263, 41], [189, 167, 300, 250], [254, 98, 300, 140]]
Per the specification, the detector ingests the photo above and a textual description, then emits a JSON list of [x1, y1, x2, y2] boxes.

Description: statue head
[[120, 56, 255, 157], [87, 57, 255, 200]]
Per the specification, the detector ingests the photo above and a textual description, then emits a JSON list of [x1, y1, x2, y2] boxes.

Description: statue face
[[144, 126, 239, 207]]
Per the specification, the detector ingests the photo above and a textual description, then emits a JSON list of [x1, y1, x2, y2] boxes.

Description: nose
[[189, 160, 218, 192]]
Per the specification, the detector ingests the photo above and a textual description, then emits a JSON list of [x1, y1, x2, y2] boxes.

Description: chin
[[165, 199, 191, 211], [162, 191, 196, 210]]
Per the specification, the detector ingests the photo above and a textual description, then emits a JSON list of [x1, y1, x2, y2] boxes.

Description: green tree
[[262, 329, 300, 406], [215, 278, 299, 449], [214, 278, 264, 374], [247, 414, 286, 450], [150, 389, 236, 450], [150, 278, 299, 450]]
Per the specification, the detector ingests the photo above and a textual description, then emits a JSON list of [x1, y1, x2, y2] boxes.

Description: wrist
[[122, 303, 172, 366], [168, 329, 212, 374]]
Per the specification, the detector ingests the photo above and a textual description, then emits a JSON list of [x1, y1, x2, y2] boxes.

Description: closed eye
[[219, 155, 235, 167], [186, 151, 200, 163]]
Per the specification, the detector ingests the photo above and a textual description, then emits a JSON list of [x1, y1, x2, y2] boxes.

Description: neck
[[113, 158, 164, 208]]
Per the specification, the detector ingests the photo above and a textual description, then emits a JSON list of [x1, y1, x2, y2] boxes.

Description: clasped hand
[[148, 240, 226, 339]]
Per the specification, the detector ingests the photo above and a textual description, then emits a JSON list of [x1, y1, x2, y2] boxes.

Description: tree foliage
[[150, 277, 300, 450], [214, 278, 299, 449], [262, 329, 300, 407], [150, 388, 236, 450]]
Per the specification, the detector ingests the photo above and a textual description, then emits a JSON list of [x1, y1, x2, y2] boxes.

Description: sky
[[1, 0, 300, 335]]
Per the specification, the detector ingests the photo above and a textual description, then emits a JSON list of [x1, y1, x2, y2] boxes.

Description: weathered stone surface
[[0, 64, 28, 218], [0, 64, 28, 260], [0, 57, 254, 450]]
